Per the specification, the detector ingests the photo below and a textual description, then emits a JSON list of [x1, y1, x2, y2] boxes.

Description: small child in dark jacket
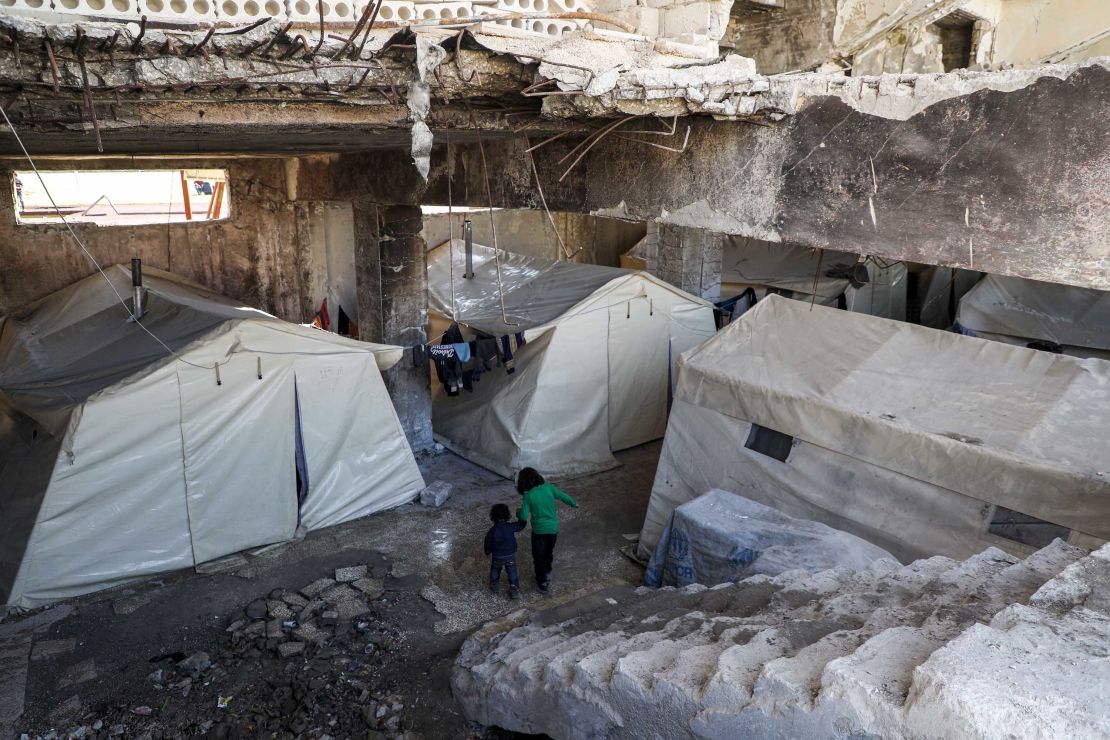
[[485, 503, 526, 599]]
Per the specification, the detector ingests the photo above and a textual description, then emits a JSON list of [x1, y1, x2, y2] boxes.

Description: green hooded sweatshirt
[[517, 483, 578, 535]]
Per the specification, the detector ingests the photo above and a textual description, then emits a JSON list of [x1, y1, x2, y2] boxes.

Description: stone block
[[267, 600, 294, 620], [352, 578, 385, 600], [333, 598, 371, 620], [278, 641, 305, 658], [321, 584, 361, 604], [419, 480, 452, 507], [301, 578, 336, 597], [335, 565, 368, 583], [293, 622, 332, 644]]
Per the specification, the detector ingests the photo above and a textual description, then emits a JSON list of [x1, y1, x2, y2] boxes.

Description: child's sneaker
[[509, 585, 521, 600]]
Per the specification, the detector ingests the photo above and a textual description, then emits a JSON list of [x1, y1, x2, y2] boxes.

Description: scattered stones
[[301, 578, 336, 598], [265, 619, 283, 639], [55, 658, 96, 689], [321, 610, 339, 627], [277, 641, 305, 658], [334, 565, 368, 583], [130, 706, 153, 716], [243, 620, 265, 636], [30, 638, 77, 660], [244, 598, 268, 620], [111, 592, 152, 616], [224, 619, 246, 633], [418, 480, 452, 508], [352, 578, 385, 600]]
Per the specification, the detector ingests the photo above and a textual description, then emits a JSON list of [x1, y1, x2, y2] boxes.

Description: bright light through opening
[[13, 169, 231, 226]]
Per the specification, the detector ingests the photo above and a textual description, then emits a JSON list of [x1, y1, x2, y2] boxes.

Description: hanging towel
[[451, 342, 471, 363]]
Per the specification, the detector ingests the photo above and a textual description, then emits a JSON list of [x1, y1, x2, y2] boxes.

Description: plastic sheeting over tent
[[638, 295, 1110, 564], [0, 266, 425, 608], [956, 274, 1110, 360], [644, 489, 893, 587], [427, 240, 717, 478]]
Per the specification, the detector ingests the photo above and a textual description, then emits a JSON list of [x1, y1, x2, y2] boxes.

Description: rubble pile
[[25, 564, 422, 740]]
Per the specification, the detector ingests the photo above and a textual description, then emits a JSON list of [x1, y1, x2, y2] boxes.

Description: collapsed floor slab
[[452, 539, 1110, 739]]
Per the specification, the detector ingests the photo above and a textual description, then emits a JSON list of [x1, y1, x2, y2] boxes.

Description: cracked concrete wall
[[420, 63, 1110, 290], [354, 202, 433, 452], [721, 0, 840, 74], [421, 209, 646, 266], [0, 158, 320, 320]]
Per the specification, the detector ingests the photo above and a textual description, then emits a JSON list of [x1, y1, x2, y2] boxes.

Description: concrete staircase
[[452, 540, 1110, 739]]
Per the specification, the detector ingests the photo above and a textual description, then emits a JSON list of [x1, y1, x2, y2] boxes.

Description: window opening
[[13, 168, 230, 226], [929, 12, 975, 72], [744, 423, 794, 462], [987, 505, 1070, 549]]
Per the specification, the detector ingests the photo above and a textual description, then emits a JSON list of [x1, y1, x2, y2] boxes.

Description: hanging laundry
[[429, 345, 463, 396], [411, 344, 425, 367], [500, 335, 516, 374], [443, 322, 466, 345], [451, 342, 471, 363]]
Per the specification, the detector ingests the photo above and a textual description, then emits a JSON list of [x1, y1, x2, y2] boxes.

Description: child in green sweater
[[516, 467, 578, 593]]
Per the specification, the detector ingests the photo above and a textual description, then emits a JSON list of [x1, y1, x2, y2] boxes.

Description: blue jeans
[[489, 556, 519, 588]]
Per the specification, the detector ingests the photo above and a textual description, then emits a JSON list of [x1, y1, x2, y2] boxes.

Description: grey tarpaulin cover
[[427, 240, 717, 478], [0, 266, 425, 608], [638, 295, 1110, 564], [645, 489, 894, 587], [956, 273, 1110, 359]]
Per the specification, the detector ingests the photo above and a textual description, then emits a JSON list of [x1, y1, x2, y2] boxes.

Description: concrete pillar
[[652, 223, 722, 302], [353, 201, 433, 452]]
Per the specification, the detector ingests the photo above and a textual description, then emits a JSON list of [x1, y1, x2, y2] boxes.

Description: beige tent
[[428, 240, 717, 478], [1, 266, 425, 608], [638, 295, 1110, 564], [956, 273, 1110, 360]]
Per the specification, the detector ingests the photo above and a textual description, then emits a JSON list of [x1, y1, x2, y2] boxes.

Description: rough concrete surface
[[453, 539, 1109, 739], [1, 444, 658, 738]]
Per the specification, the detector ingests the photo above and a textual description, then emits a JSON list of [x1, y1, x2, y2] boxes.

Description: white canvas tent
[[0, 266, 425, 609], [428, 240, 717, 478], [638, 295, 1110, 564], [956, 274, 1110, 360], [719, 237, 908, 320]]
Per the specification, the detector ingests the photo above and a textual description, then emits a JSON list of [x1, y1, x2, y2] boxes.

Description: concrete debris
[[335, 565, 369, 583], [244, 598, 268, 620], [266, 600, 294, 620], [453, 539, 1106, 739], [301, 578, 337, 598], [277, 641, 305, 658], [353, 578, 386, 600], [419, 480, 452, 508]]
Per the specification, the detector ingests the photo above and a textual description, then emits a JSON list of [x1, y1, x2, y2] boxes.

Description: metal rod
[[131, 257, 144, 321], [463, 219, 474, 279]]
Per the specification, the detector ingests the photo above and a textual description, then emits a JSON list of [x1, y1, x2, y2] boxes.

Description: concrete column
[[353, 201, 433, 452], [653, 223, 722, 302]]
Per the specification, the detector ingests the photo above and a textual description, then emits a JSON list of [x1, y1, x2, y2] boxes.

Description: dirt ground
[[4, 443, 660, 739]]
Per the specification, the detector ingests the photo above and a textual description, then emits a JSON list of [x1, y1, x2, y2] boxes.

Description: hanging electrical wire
[[0, 105, 218, 370]]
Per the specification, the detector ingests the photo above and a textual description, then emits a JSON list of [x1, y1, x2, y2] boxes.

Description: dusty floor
[[2, 443, 660, 739]]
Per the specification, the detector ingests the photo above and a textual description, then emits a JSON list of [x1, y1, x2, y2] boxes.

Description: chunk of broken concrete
[[293, 622, 331, 644], [352, 578, 385, 600], [267, 600, 294, 620], [281, 591, 309, 608], [335, 565, 368, 582], [177, 651, 211, 675], [320, 583, 360, 604], [301, 578, 336, 597], [332, 598, 370, 620], [277, 641, 305, 657], [419, 480, 451, 507]]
